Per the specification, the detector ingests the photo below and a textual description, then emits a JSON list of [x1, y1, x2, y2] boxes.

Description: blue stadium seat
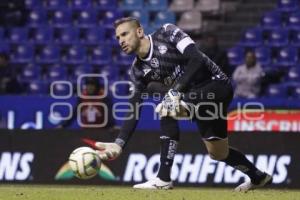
[[32, 26, 54, 44], [47, 65, 68, 81], [28, 9, 48, 27], [46, 0, 69, 10], [266, 28, 289, 48], [286, 11, 300, 31], [276, 46, 298, 66], [240, 28, 263, 47], [286, 67, 300, 81], [261, 11, 282, 30], [146, 0, 168, 11], [0, 42, 10, 53], [255, 47, 271, 66], [227, 46, 245, 66], [25, 0, 43, 8], [152, 11, 176, 28], [56, 26, 80, 45], [121, 0, 143, 11], [101, 65, 119, 81], [75, 9, 98, 28], [37, 44, 61, 64], [291, 84, 300, 98], [8, 27, 29, 43], [129, 10, 150, 27], [71, 64, 93, 81], [18, 64, 41, 83], [290, 29, 300, 47], [116, 51, 135, 66], [81, 27, 105, 45], [277, 0, 298, 12], [51, 81, 72, 96], [11, 44, 34, 64], [102, 10, 123, 28], [71, 0, 92, 9], [63, 45, 87, 65], [95, 0, 118, 10], [89, 45, 112, 65], [266, 84, 287, 98], [27, 80, 49, 95], [51, 9, 73, 27]]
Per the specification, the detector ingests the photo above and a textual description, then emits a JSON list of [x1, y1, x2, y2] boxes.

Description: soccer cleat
[[234, 173, 273, 192], [133, 177, 173, 189]]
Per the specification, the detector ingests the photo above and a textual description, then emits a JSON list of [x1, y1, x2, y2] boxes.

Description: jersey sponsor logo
[[143, 68, 152, 76], [158, 45, 168, 54], [150, 58, 159, 68], [0, 152, 34, 181], [123, 153, 291, 184]]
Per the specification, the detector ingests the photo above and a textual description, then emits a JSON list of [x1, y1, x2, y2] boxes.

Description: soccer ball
[[68, 146, 101, 179]]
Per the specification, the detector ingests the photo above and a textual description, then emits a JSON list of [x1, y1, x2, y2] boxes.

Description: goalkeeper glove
[[94, 142, 122, 160]]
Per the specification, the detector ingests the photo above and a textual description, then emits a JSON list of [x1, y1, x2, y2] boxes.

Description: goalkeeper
[[95, 17, 272, 192]]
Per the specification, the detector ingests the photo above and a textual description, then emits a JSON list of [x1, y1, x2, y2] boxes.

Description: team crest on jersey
[[158, 45, 168, 54], [150, 58, 159, 68]]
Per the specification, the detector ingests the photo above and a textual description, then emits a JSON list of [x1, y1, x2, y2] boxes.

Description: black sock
[[222, 147, 265, 184], [157, 136, 178, 182]]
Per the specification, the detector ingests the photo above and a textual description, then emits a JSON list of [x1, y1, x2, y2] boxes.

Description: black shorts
[[183, 80, 233, 141]]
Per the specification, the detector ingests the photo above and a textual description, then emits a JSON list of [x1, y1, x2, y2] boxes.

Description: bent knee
[[208, 152, 228, 161]]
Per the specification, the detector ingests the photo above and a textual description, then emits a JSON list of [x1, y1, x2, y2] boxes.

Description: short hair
[[114, 17, 141, 29]]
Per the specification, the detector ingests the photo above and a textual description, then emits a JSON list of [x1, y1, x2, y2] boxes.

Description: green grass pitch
[[0, 185, 299, 200]]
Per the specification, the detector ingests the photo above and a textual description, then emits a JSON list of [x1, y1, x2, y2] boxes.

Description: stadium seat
[[18, 64, 41, 83], [27, 80, 49, 95], [95, 0, 118, 10], [51, 81, 73, 96], [75, 9, 98, 28], [116, 51, 135, 66], [32, 26, 54, 44], [28, 9, 48, 27], [129, 10, 150, 27], [277, 0, 298, 12], [266, 84, 287, 98], [56, 26, 80, 45], [195, 0, 220, 14], [286, 11, 300, 31], [286, 67, 300, 82], [63, 45, 87, 65], [46, 65, 68, 81], [266, 28, 289, 48], [255, 47, 271, 66], [261, 11, 282, 30], [291, 84, 300, 98], [71, 64, 93, 81], [146, 0, 168, 11], [89, 45, 112, 65], [170, 0, 194, 13], [120, 0, 143, 11], [290, 29, 300, 47], [102, 10, 123, 28], [101, 65, 119, 81], [152, 11, 176, 29], [50, 9, 73, 28], [25, 0, 43, 8], [46, 0, 69, 10], [8, 27, 29, 43], [11, 44, 34, 64], [178, 10, 202, 32], [275, 46, 298, 67], [70, 0, 92, 9], [240, 28, 263, 47], [227, 46, 245, 66], [81, 27, 105, 45], [0, 42, 10, 53], [37, 44, 61, 64]]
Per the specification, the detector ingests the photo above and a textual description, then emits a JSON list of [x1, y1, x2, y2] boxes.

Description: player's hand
[[155, 89, 189, 118], [94, 142, 122, 161]]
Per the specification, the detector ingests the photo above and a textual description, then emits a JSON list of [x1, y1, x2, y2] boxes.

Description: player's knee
[[208, 151, 228, 161]]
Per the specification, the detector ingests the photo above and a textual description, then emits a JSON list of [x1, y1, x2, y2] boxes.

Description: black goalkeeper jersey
[[129, 23, 229, 92]]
